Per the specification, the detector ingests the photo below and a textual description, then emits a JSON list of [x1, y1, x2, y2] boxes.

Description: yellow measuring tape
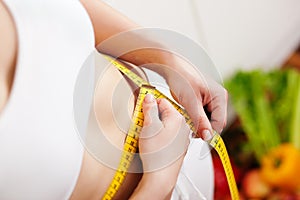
[[101, 55, 239, 200]]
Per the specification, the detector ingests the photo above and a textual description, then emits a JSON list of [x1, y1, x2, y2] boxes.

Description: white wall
[[103, 0, 300, 79], [194, 0, 300, 78], [103, 0, 203, 44]]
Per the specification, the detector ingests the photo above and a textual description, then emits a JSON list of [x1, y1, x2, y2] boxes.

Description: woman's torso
[[0, 0, 141, 199]]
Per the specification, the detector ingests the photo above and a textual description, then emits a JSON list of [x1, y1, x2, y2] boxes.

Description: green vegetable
[[290, 73, 300, 149], [225, 69, 300, 161]]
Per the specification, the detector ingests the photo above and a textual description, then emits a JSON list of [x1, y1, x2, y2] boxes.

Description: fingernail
[[144, 94, 155, 103], [202, 129, 212, 141]]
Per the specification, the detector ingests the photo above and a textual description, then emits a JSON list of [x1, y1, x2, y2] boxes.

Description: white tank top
[[0, 0, 95, 199]]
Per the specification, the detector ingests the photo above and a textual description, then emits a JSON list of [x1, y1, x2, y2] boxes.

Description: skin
[[0, 0, 227, 199], [0, 1, 17, 113]]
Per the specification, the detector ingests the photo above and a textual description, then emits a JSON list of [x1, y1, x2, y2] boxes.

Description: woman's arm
[[80, 0, 228, 140], [80, 0, 172, 75]]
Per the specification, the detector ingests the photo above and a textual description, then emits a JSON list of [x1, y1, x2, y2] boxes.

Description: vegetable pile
[[219, 69, 300, 199]]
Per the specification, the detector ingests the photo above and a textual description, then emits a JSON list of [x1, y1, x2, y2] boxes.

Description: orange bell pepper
[[260, 143, 300, 191]]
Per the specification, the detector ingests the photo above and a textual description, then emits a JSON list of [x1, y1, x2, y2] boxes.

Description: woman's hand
[[130, 94, 190, 200], [162, 57, 228, 140], [134, 54, 228, 140], [81, 0, 228, 140]]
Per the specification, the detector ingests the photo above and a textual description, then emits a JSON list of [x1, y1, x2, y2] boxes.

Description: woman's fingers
[[207, 88, 228, 133], [140, 95, 190, 172]]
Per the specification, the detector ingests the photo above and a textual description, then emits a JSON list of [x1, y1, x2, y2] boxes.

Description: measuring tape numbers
[[101, 55, 239, 200]]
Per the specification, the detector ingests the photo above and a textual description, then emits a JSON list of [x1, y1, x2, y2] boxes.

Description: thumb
[[141, 94, 162, 139], [180, 97, 214, 141], [142, 94, 160, 126], [196, 105, 213, 141]]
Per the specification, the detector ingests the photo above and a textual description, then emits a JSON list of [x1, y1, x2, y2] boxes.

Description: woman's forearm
[[80, 0, 139, 45], [80, 0, 182, 78]]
